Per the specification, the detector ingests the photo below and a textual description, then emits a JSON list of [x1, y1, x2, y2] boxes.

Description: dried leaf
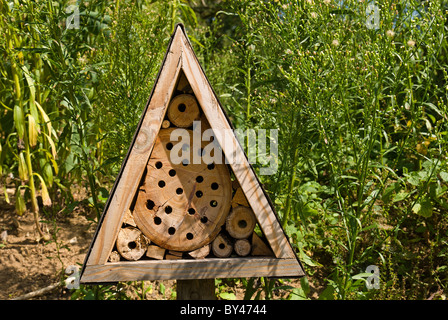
[[18, 152, 28, 181]]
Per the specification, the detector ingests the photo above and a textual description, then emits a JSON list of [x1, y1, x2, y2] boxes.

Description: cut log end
[[234, 239, 251, 257], [226, 206, 256, 239], [167, 94, 200, 128], [116, 226, 149, 261], [211, 233, 233, 258]]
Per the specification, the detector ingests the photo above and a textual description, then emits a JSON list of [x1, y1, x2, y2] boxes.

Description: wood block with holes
[[133, 127, 232, 252]]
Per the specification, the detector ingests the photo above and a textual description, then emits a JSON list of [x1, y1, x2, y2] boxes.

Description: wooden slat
[[81, 258, 304, 282], [85, 27, 184, 266], [179, 30, 296, 259]]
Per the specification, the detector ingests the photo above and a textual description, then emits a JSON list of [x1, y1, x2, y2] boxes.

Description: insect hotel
[[80, 24, 304, 299]]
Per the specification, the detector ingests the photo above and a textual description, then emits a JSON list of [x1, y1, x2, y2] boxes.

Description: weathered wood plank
[[81, 258, 304, 282]]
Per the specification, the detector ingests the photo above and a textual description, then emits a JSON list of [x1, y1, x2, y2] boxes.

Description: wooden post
[[177, 279, 216, 300]]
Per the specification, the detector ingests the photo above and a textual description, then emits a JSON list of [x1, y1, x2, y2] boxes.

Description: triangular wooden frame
[[80, 24, 304, 283]]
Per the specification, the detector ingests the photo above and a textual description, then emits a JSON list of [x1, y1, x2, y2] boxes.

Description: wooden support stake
[[177, 279, 216, 300]]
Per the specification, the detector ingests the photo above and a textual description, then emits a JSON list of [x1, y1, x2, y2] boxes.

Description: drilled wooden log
[[167, 94, 200, 128], [225, 206, 256, 240], [188, 244, 210, 259], [116, 226, 148, 261], [211, 233, 233, 258], [234, 239, 251, 257], [133, 128, 232, 252]]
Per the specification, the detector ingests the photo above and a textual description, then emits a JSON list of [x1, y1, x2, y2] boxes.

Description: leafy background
[[0, 0, 447, 300]]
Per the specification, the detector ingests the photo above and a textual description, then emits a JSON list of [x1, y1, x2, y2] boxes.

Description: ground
[[0, 187, 314, 300]]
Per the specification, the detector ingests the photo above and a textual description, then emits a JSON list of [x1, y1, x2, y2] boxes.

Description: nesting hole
[[176, 188, 183, 195], [168, 227, 176, 235], [169, 169, 176, 177], [182, 159, 189, 166], [238, 219, 248, 229], [188, 208, 196, 215], [165, 206, 172, 214], [186, 233, 194, 240], [166, 142, 173, 150], [178, 103, 186, 112], [211, 182, 219, 190], [196, 176, 204, 183], [154, 217, 162, 225], [200, 216, 208, 224], [146, 200, 155, 210], [210, 200, 218, 207], [219, 243, 225, 250], [158, 180, 166, 188], [128, 241, 137, 250], [207, 163, 215, 170], [196, 191, 203, 198], [155, 161, 163, 169]]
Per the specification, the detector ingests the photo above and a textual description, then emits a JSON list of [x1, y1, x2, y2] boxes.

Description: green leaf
[[22, 65, 35, 101], [382, 182, 402, 203], [14, 105, 25, 139], [219, 292, 236, 300], [15, 188, 26, 216], [18, 152, 28, 181], [412, 197, 432, 218], [440, 171, 448, 182], [298, 247, 322, 267], [392, 191, 409, 202]]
